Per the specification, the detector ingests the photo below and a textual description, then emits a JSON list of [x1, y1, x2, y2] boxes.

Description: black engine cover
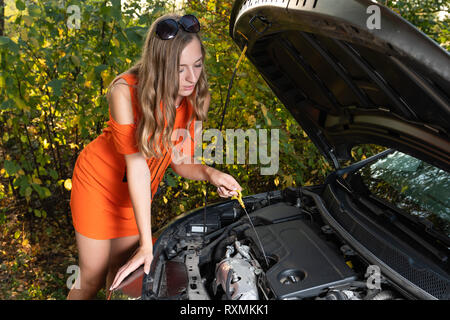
[[245, 213, 356, 299]]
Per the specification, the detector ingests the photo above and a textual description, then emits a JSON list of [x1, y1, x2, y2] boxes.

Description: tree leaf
[[15, 0, 25, 11], [64, 179, 72, 191], [4, 160, 19, 175], [70, 55, 81, 67], [0, 36, 10, 46], [47, 79, 64, 97]]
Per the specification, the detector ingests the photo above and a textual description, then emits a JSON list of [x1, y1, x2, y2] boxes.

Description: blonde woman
[[67, 13, 241, 299]]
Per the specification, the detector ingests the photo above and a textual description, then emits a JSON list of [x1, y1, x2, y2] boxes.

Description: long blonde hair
[[107, 13, 209, 159]]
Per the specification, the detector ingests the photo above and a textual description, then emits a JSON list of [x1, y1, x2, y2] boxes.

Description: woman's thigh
[[109, 234, 140, 269], [75, 231, 111, 287]]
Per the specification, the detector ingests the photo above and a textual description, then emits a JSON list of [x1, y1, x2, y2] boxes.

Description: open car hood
[[229, 0, 450, 171]]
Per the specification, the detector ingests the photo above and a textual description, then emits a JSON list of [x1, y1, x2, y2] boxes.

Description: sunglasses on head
[[156, 14, 200, 40]]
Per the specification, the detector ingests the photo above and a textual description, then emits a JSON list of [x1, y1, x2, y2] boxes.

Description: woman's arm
[[170, 161, 212, 181], [171, 162, 242, 198], [169, 93, 240, 196], [107, 82, 153, 290], [125, 153, 152, 249], [110, 153, 153, 291]]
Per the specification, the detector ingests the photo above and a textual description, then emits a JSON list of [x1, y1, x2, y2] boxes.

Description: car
[[117, 0, 450, 300]]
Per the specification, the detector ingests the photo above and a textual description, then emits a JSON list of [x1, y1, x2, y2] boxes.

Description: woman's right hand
[[109, 244, 153, 291]]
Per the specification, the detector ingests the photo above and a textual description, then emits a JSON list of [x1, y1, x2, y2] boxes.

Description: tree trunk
[[0, 0, 4, 36]]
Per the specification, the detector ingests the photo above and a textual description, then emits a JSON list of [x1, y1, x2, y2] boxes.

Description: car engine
[[142, 187, 406, 300]]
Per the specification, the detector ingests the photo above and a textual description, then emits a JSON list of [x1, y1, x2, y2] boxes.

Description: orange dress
[[69, 73, 196, 240]]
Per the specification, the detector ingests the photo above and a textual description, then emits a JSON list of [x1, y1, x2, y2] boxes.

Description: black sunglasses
[[156, 14, 200, 40]]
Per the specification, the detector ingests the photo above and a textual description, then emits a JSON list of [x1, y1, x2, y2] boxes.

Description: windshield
[[357, 151, 450, 237]]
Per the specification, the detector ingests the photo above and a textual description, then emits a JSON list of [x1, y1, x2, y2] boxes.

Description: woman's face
[[176, 38, 203, 105]]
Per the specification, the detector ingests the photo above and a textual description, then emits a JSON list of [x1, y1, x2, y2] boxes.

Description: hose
[[199, 220, 245, 265]]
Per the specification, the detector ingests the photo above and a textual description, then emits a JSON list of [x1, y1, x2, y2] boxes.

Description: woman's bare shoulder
[[108, 79, 134, 125]]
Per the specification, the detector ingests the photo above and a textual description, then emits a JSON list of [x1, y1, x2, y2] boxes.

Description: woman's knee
[[78, 264, 108, 290], [74, 231, 111, 291]]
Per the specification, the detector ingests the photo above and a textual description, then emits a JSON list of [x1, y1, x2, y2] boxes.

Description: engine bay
[[142, 187, 407, 300]]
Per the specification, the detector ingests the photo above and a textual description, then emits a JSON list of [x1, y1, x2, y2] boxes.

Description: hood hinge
[[317, 129, 340, 170]]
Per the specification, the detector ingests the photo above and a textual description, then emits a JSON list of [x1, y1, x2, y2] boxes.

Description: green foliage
[[0, 0, 165, 215], [384, 0, 449, 49]]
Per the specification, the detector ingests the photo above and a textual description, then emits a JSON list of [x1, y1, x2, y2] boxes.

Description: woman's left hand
[[208, 168, 242, 198]]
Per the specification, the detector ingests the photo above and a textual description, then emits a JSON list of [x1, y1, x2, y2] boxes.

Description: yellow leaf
[[64, 179, 72, 191], [32, 177, 42, 185], [86, 69, 95, 81], [284, 175, 293, 187], [30, 37, 39, 48], [43, 138, 50, 149], [163, 196, 168, 204], [260, 104, 272, 126], [20, 29, 28, 41], [23, 15, 33, 27], [13, 97, 29, 111], [111, 37, 120, 47], [260, 104, 268, 117], [247, 115, 256, 126], [22, 239, 29, 247], [274, 177, 279, 187], [101, 69, 115, 87], [125, 58, 131, 64]]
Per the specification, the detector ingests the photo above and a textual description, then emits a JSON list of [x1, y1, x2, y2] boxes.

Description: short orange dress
[[69, 73, 197, 240]]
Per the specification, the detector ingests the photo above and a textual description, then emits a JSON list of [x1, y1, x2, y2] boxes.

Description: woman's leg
[[105, 234, 140, 297], [67, 231, 111, 300]]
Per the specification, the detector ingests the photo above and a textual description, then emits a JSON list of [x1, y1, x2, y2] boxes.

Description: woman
[[67, 13, 241, 299]]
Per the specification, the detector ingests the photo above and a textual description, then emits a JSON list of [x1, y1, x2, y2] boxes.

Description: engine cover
[[245, 218, 356, 299]]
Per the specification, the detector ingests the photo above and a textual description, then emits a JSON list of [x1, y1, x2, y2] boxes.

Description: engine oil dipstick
[[231, 190, 270, 268]]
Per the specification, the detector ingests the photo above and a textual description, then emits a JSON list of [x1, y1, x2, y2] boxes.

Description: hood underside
[[230, 0, 450, 171]]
